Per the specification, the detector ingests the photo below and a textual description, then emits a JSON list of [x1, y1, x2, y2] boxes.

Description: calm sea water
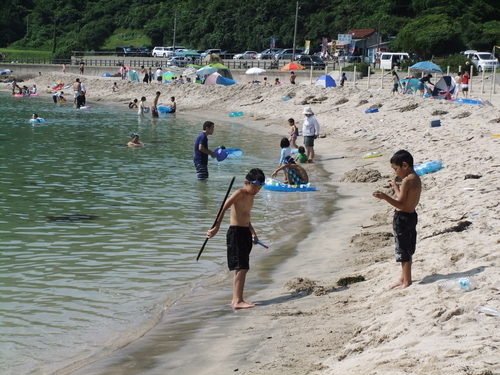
[[0, 92, 335, 374]]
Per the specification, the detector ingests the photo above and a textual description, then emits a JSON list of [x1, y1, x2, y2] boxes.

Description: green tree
[[394, 14, 462, 57]]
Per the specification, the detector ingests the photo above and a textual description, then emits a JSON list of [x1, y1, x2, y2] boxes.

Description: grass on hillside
[[102, 28, 152, 49], [0, 48, 52, 60]]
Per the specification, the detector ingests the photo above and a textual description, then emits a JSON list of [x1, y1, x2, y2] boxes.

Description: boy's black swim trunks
[[226, 226, 252, 270], [393, 210, 418, 263]]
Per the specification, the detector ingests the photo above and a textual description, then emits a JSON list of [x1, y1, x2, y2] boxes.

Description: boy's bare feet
[[390, 278, 403, 289], [390, 278, 412, 289], [232, 301, 256, 309]]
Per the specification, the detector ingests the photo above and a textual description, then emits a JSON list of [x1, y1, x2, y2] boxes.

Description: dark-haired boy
[[206, 168, 266, 308], [193, 121, 216, 180], [373, 150, 421, 289]]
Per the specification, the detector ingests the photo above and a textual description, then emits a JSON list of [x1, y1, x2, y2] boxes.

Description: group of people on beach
[[197, 108, 420, 307], [390, 69, 471, 98]]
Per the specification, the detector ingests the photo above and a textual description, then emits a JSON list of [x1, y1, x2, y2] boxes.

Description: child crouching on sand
[[206, 168, 265, 309], [372, 150, 421, 289]]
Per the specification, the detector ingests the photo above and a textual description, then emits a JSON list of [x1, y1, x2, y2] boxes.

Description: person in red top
[[461, 71, 470, 98]]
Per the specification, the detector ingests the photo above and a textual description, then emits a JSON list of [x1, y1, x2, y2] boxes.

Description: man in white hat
[[301, 106, 320, 163]]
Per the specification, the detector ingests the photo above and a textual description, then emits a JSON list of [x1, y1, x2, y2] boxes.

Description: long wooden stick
[[196, 176, 235, 261]]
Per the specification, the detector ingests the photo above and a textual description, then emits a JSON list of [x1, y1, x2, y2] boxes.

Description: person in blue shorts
[[193, 121, 216, 180]]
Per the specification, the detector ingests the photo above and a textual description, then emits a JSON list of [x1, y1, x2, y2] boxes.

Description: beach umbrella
[[280, 62, 306, 71], [197, 66, 217, 76], [0, 69, 13, 75], [410, 61, 443, 73], [315, 75, 336, 88], [245, 67, 266, 75]]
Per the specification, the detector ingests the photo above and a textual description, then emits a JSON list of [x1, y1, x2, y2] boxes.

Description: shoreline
[[5, 71, 500, 374]]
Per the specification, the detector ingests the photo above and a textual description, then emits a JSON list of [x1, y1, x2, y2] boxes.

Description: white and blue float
[[263, 178, 317, 192], [29, 118, 46, 123]]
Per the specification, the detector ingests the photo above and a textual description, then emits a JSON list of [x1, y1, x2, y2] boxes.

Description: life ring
[[263, 178, 317, 192], [29, 118, 45, 123]]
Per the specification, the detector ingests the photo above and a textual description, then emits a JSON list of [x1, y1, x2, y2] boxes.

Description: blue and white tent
[[315, 75, 336, 88]]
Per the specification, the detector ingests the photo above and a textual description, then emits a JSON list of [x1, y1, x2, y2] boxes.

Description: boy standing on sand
[[372, 150, 421, 289], [206, 168, 266, 309], [193, 121, 216, 180]]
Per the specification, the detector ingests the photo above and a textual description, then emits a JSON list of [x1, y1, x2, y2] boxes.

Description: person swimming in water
[[127, 133, 146, 147]]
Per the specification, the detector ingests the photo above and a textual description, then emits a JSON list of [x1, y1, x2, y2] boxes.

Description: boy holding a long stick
[[206, 168, 265, 309]]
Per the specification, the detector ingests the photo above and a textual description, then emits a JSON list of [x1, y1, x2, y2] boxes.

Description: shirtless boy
[[372, 150, 421, 289], [127, 133, 146, 147], [206, 168, 266, 309]]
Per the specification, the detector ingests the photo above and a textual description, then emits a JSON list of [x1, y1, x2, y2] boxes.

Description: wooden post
[[494, 67, 497, 94], [481, 69, 485, 94], [470, 65, 474, 94], [381, 68, 384, 89], [447, 66, 450, 75], [353, 65, 357, 87], [367, 66, 371, 89], [310, 65, 313, 85]]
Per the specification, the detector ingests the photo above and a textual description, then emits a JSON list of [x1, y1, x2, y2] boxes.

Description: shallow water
[[0, 92, 335, 374]]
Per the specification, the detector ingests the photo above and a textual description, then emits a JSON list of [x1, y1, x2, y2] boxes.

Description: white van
[[152, 46, 187, 58], [461, 50, 498, 72], [380, 52, 410, 70]]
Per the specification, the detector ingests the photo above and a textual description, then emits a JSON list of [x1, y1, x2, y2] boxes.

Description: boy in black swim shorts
[[206, 168, 266, 309], [372, 150, 422, 289]]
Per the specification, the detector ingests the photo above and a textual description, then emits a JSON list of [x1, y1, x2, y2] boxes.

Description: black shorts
[[226, 226, 252, 270], [393, 211, 418, 262]]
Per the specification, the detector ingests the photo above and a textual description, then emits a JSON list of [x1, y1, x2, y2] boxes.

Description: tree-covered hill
[[1, 0, 499, 58]]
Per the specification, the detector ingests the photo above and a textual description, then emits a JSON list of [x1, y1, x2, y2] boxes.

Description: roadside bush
[[343, 62, 371, 76], [439, 54, 477, 75]]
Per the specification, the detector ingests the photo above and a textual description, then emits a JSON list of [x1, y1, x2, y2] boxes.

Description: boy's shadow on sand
[[418, 266, 486, 285]]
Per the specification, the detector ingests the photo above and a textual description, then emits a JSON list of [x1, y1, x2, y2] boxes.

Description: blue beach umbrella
[[410, 61, 443, 73]]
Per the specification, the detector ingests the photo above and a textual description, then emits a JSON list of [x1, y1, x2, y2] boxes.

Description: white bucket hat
[[302, 106, 314, 115]]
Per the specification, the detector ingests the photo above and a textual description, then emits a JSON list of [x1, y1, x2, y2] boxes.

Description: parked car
[[134, 47, 153, 57], [297, 55, 327, 69], [200, 49, 221, 58], [461, 50, 498, 72], [153, 46, 187, 58], [275, 48, 303, 60], [166, 56, 191, 67], [233, 51, 258, 60], [256, 48, 282, 60], [116, 46, 137, 57]]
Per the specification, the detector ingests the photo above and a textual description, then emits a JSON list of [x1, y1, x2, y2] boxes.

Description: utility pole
[[173, 11, 177, 50], [292, 1, 299, 61], [52, 15, 56, 54]]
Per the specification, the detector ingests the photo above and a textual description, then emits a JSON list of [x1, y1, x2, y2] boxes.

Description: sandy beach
[[6, 70, 500, 374]]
